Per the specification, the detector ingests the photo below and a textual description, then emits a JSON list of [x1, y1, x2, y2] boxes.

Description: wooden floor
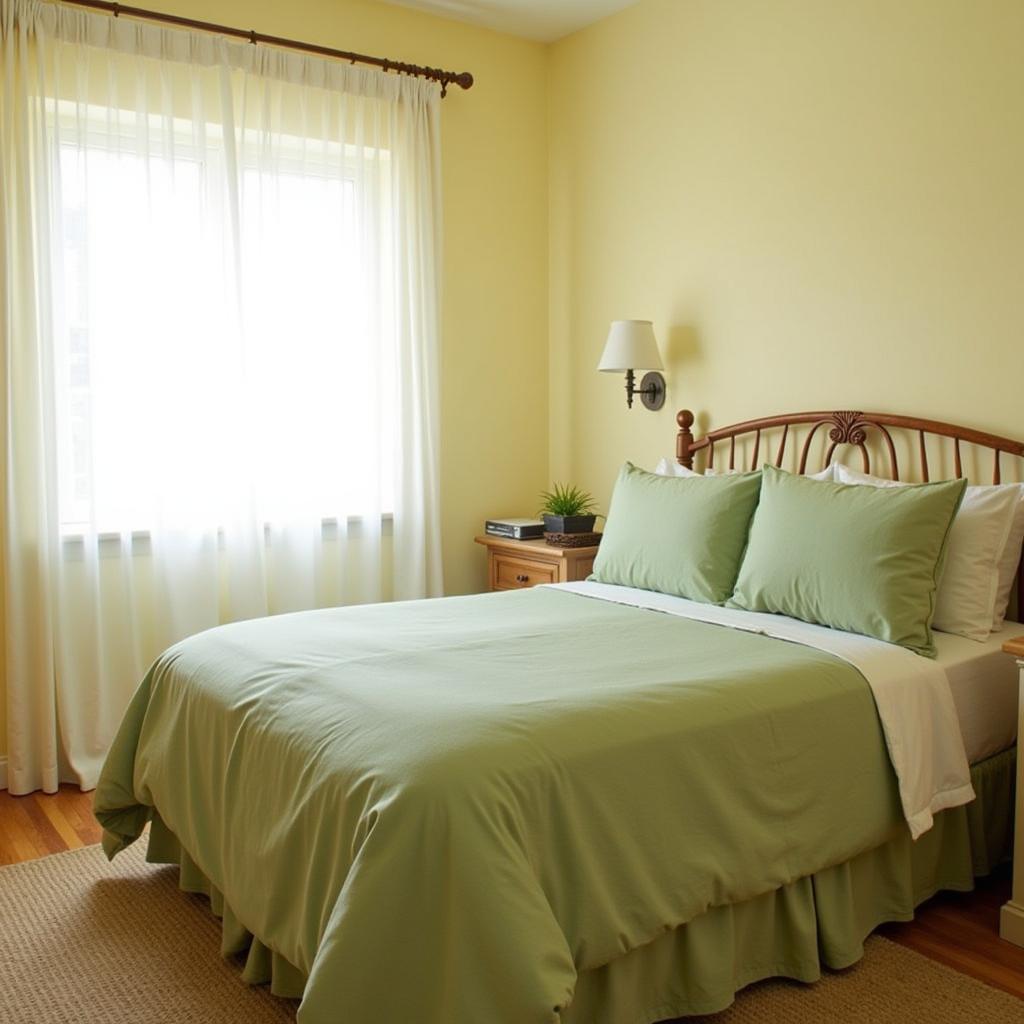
[[0, 785, 103, 863], [879, 864, 1024, 1000], [1, 787, 1023, 1002]]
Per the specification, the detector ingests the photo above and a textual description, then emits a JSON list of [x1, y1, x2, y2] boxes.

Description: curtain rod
[[63, 0, 474, 96]]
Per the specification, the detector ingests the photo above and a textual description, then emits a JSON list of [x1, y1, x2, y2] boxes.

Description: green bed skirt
[[143, 746, 1015, 1023]]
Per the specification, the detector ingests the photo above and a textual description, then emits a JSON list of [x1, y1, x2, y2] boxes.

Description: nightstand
[[1001, 635, 1024, 947], [474, 535, 600, 592]]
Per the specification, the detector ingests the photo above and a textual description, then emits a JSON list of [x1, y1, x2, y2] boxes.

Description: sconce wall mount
[[598, 320, 666, 412], [624, 369, 666, 410]]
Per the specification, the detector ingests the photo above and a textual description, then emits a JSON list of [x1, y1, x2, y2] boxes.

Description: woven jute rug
[[1, 842, 1022, 1024]]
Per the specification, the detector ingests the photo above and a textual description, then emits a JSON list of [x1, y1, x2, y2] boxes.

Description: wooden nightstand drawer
[[493, 554, 557, 590], [476, 534, 600, 592]]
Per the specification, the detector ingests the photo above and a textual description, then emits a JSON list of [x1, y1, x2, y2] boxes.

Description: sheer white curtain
[[1, 0, 443, 794]]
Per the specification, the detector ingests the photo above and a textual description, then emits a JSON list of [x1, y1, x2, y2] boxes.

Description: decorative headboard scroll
[[676, 408, 1024, 483], [675, 407, 1024, 614]]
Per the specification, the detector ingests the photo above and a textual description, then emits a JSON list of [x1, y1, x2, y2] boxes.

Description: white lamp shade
[[597, 320, 664, 372]]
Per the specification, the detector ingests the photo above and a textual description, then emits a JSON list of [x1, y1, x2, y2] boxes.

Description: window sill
[[60, 514, 394, 557]]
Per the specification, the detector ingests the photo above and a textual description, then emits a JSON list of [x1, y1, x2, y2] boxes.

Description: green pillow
[[728, 466, 966, 656], [589, 463, 762, 603]]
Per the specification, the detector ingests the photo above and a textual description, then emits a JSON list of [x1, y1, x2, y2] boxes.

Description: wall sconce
[[597, 320, 666, 410]]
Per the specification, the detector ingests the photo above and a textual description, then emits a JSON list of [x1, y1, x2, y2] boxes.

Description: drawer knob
[[515, 573, 529, 583]]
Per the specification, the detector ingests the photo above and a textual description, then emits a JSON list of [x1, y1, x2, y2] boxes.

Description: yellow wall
[[549, 0, 1024, 507]]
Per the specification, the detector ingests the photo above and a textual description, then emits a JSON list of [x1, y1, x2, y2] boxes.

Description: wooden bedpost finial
[[677, 409, 695, 469]]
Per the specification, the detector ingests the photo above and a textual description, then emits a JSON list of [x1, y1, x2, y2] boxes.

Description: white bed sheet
[[935, 623, 1020, 764]]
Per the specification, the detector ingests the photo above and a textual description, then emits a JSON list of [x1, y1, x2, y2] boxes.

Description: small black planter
[[542, 513, 597, 534]]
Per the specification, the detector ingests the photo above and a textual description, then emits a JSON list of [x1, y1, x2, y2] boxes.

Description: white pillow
[[654, 459, 836, 481], [653, 458, 700, 477], [993, 490, 1024, 629], [834, 464, 1020, 641], [652, 459, 742, 477]]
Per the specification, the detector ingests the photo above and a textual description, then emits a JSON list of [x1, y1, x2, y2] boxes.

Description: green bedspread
[[94, 586, 904, 1024]]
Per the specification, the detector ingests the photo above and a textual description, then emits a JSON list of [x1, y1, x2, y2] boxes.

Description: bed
[[93, 407, 1024, 1024]]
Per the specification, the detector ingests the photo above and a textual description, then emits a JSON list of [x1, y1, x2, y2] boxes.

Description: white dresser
[[1001, 636, 1024, 946]]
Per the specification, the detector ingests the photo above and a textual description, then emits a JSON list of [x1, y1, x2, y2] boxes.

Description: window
[[52, 107, 396, 535]]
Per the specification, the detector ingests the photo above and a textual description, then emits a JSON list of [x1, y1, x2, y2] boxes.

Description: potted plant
[[538, 483, 600, 535]]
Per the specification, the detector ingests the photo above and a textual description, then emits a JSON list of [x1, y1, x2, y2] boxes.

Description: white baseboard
[[1001, 900, 1024, 947], [0, 756, 7, 791]]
